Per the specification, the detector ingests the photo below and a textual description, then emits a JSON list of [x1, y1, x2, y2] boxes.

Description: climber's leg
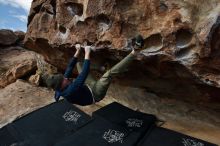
[[92, 52, 135, 102]]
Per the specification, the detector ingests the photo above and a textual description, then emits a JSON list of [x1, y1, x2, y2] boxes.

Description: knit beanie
[[45, 74, 63, 90]]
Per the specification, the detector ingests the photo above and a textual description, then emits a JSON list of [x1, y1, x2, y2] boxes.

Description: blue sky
[[0, 0, 32, 32]]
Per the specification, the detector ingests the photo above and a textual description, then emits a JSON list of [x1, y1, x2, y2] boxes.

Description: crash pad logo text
[[182, 138, 204, 146], [103, 129, 125, 143], [62, 110, 81, 123], [126, 118, 143, 128]]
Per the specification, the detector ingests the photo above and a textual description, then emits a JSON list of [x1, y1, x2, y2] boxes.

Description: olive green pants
[[77, 52, 135, 102]]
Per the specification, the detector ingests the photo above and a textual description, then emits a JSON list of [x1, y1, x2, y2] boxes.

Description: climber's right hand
[[84, 46, 92, 54]]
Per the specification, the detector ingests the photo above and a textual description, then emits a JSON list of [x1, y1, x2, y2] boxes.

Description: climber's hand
[[74, 44, 81, 58], [84, 46, 91, 59], [84, 46, 92, 54], [75, 44, 81, 51]]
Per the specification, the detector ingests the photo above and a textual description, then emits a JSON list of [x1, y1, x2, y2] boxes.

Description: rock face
[[0, 43, 38, 88], [14, 31, 25, 43], [0, 29, 42, 88], [24, 1, 220, 109], [0, 29, 18, 46], [0, 29, 58, 88]]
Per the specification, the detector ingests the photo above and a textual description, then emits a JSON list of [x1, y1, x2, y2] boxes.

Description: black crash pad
[[0, 125, 21, 146], [93, 102, 157, 133], [137, 127, 218, 146], [54, 117, 141, 146], [0, 100, 92, 146], [1, 101, 217, 146]]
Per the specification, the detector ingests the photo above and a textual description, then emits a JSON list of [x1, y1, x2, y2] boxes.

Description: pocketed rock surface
[[24, 0, 220, 108]]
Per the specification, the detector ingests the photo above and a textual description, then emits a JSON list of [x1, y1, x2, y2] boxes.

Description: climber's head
[[134, 35, 144, 49], [45, 73, 63, 90]]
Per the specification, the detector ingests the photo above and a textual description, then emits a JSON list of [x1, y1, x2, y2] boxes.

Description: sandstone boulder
[[27, 53, 58, 86], [0, 29, 18, 46], [0, 59, 37, 88], [28, 74, 41, 86], [24, 0, 220, 105], [0, 47, 38, 88], [14, 31, 25, 42]]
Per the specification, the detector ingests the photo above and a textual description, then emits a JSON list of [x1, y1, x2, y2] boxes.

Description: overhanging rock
[[24, 0, 220, 106]]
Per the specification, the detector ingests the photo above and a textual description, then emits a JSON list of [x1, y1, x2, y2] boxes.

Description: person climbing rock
[[45, 35, 145, 106]]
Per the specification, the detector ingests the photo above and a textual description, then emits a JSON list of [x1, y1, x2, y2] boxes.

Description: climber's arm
[[62, 46, 91, 96], [71, 46, 91, 88], [64, 44, 81, 78]]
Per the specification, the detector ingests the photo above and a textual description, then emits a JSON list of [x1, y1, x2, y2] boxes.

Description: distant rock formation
[[0, 29, 19, 46], [24, 0, 220, 107], [0, 29, 37, 88], [14, 31, 25, 45]]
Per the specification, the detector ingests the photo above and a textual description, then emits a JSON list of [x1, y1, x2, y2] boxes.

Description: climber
[[45, 35, 144, 106]]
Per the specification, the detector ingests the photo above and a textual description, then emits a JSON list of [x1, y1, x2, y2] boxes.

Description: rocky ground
[[0, 80, 54, 128], [0, 80, 219, 145]]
